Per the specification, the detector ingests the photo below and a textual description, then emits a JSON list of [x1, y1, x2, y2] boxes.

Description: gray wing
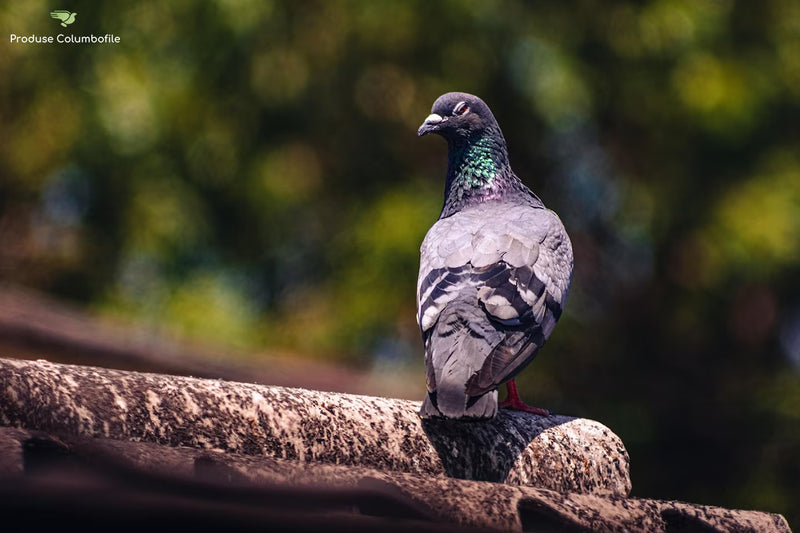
[[417, 203, 573, 402]]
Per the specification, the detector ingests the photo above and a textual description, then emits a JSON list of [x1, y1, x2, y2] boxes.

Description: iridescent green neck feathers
[[450, 135, 504, 187], [441, 129, 520, 217]]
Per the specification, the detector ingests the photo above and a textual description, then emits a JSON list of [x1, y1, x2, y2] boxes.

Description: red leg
[[499, 379, 550, 416]]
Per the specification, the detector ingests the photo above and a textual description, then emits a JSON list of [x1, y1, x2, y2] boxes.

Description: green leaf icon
[[50, 10, 77, 28]]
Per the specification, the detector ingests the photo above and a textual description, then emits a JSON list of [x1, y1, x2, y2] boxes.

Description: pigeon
[[416, 92, 573, 419]]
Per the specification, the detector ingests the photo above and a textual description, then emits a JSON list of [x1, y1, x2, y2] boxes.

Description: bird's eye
[[453, 102, 469, 116]]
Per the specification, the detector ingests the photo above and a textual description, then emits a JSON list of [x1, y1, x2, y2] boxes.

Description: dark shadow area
[[421, 410, 571, 482], [660, 509, 724, 533], [9, 434, 497, 533], [22, 435, 73, 474], [518, 498, 592, 533]]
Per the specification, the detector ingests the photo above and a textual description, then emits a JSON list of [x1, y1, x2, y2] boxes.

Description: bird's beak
[[418, 113, 444, 137]]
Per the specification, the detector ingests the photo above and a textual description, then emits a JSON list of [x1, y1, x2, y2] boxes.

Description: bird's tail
[[419, 301, 499, 419], [419, 389, 497, 419]]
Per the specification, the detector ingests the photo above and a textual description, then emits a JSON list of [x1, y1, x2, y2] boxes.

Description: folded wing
[[417, 203, 572, 416]]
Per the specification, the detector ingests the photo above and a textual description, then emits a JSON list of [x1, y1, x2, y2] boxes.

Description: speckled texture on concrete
[[0, 427, 790, 533], [0, 357, 630, 495]]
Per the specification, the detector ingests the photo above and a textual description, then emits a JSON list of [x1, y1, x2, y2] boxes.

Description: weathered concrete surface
[[0, 357, 630, 495], [0, 427, 790, 533]]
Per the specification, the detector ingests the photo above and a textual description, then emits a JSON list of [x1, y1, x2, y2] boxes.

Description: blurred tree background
[[1, 0, 798, 524]]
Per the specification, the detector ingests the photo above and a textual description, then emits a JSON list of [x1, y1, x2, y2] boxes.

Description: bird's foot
[[500, 379, 551, 416], [499, 396, 551, 416]]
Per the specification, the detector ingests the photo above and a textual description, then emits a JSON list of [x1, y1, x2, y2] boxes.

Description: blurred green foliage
[[1, 0, 799, 523]]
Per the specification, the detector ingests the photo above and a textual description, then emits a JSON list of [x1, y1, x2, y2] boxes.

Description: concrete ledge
[[0, 357, 629, 495], [0, 427, 790, 533]]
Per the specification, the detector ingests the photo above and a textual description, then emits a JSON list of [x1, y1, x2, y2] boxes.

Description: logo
[[50, 10, 77, 28], [9, 10, 119, 44]]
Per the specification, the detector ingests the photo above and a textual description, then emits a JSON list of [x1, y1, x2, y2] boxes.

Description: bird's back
[[417, 199, 572, 418]]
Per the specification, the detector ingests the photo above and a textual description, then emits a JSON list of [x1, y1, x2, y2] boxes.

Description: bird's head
[[417, 92, 500, 141]]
